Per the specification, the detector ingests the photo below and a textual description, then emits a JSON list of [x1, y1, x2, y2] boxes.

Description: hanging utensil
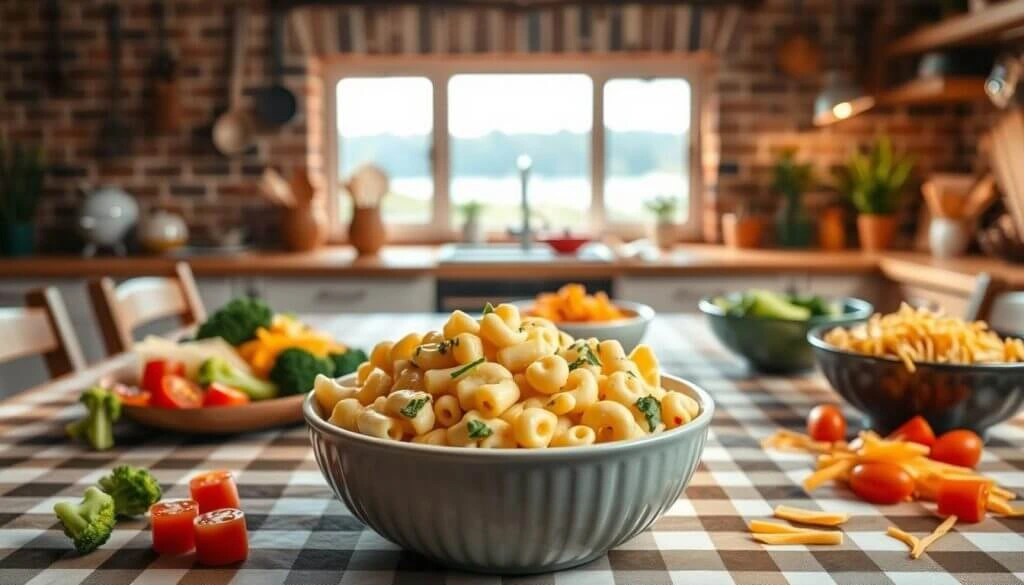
[[776, 0, 821, 80], [98, 3, 131, 158], [255, 9, 298, 127], [212, 4, 253, 156], [44, 0, 66, 96], [259, 168, 295, 208], [149, 0, 180, 134]]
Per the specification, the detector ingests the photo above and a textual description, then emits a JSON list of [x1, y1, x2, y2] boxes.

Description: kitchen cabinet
[[615, 275, 797, 311], [252, 277, 435, 314], [800, 274, 882, 306]]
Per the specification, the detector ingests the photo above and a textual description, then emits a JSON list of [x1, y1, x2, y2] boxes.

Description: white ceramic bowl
[[509, 299, 655, 352], [305, 373, 712, 575]]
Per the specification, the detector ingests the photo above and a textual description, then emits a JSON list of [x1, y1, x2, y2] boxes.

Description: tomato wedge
[[194, 508, 248, 566], [151, 375, 204, 409], [142, 360, 186, 394], [150, 499, 199, 555], [189, 470, 241, 513], [111, 383, 151, 407], [887, 416, 936, 447], [937, 477, 989, 523], [203, 383, 251, 407]]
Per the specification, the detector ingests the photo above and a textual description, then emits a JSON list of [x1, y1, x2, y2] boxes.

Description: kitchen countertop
[[2, 313, 1022, 584], [0, 245, 1022, 288]]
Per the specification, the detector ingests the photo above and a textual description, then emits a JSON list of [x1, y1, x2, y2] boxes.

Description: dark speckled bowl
[[808, 324, 1024, 436], [699, 296, 873, 374]]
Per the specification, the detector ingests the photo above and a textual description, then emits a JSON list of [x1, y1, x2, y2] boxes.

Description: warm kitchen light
[[832, 102, 853, 119], [813, 71, 875, 127]]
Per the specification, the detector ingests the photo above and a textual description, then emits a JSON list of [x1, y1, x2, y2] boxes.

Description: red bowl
[[541, 236, 590, 254]]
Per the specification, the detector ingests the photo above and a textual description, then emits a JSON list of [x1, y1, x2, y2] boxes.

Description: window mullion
[[434, 73, 451, 240], [590, 74, 606, 233]]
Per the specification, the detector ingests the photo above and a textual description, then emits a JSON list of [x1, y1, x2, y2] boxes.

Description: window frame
[[322, 53, 712, 243]]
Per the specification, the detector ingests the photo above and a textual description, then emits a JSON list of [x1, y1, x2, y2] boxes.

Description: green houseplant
[[772, 149, 815, 248], [835, 137, 913, 251], [457, 200, 485, 244], [644, 196, 679, 250], [0, 143, 45, 256]]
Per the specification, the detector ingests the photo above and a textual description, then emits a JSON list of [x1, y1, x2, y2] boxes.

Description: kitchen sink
[[438, 243, 613, 263]]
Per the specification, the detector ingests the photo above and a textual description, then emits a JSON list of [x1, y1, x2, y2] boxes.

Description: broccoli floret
[[329, 348, 368, 378], [197, 357, 278, 401], [54, 487, 116, 554], [195, 297, 273, 346], [97, 465, 162, 517], [66, 386, 121, 451], [269, 347, 335, 396]]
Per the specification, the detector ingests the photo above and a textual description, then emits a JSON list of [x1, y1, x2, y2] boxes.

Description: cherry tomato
[[142, 360, 186, 394], [887, 415, 936, 447], [111, 383, 151, 407], [930, 429, 984, 469], [150, 499, 199, 555], [194, 508, 248, 566], [937, 478, 990, 523], [152, 375, 204, 409], [189, 470, 241, 513], [848, 462, 915, 505], [807, 404, 846, 442], [203, 383, 251, 407]]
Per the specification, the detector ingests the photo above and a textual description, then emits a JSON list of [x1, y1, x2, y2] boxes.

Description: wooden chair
[[0, 287, 86, 377], [88, 262, 207, 355]]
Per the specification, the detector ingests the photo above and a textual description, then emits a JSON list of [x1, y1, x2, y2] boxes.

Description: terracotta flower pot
[[282, 201, 328, 252], [721, 214, 764, 249], [349, 207, 386, 256], [651, 221, 678, 250], [818, 207, 846, 251], [856, 214, 898, 251]]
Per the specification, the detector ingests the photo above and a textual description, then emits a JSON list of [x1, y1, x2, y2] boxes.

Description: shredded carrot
[[773, 505, 849, 527], [911, 516, 957, 559]]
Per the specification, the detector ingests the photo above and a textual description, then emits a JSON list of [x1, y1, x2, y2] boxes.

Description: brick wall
[[1, 0, 990, 251]]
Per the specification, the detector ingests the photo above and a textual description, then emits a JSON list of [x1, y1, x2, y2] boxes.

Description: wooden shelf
[[886, 0, 1024, 57], [877, 76, 987, 105]]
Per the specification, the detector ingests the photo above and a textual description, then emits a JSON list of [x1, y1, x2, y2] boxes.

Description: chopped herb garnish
[[567, 344, 602, 371], [467, 419, 493, 439], [482, 303, 495, 315], [400, 396, 430, 418], [450, 357, 485, 379], [568, 357, 588, 371], [437, 338, 459, 355], [626, 371, 638, 378], [635, 396, 662, 432]]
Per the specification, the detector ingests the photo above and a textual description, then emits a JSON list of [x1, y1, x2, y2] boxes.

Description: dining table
[[1, 313, 1022, 585]]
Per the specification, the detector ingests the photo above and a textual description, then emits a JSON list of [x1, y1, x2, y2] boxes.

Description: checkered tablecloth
[[1, 314, 1022, 585]]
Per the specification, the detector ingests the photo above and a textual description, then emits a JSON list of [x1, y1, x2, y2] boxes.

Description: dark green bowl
[[698, 295, 874, 374]]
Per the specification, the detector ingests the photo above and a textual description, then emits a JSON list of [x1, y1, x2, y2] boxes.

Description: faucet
[[517, 154, 532, 250]]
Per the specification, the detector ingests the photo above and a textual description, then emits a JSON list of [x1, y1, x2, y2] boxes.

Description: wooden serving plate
[[122, 394, 306, 434]]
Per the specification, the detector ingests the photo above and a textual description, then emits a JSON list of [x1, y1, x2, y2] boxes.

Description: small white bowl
[[510, 299, 655, 352], [305, 373, 713, 575]]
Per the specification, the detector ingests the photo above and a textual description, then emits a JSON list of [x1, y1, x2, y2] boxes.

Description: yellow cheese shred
[[773, 505, 850, 527], [886, 526, 919, 552], [992, 485, 1017, 501], [988, 496, 1024, 516], [803, 460, 854, 492], [752, 531, 843, 546], [910, 515, 957, 559], [748, 520, 819, 534]]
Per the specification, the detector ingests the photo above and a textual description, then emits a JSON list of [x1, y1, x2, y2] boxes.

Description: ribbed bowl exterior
[[306, 375, 712, 574]]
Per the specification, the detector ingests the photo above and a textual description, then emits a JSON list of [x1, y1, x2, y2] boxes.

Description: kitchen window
[[324, 55, 709, 242]]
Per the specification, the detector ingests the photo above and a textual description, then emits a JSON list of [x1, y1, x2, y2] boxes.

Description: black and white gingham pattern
[[1, 315, 1022, 585]]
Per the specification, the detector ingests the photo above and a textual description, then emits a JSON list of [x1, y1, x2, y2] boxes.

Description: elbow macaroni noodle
[[317, 304, 700, 448]]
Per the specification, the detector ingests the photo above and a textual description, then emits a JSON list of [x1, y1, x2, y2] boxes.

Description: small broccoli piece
[[197, 357, 278, 401], [195, 297, 273, 346], [66, 386, 121, 451], [97, 465, 162, 517], [329, 348, 368, 378], [54, 487, 116, 554], [270, 347, 335, 396]]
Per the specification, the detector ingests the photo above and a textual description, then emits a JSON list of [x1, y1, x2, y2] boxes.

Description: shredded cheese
[[803, 459, 854, 492], [748, 520, 819, 534], [993, 485, 1017, 501], [886, 526, 919, 552], [988, 495, 1024, 516], [910, 516, 957, 559], [773, 505, 850, 527], [752, 531, 843, 546]]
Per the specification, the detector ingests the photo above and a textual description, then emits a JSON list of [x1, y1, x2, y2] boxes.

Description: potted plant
[[0, 143, 44, 257], [721, 202, 764, 249], [836, 137, 913, 252], [772, 149, 814, 248], [458, 200, 485, 244], [644, 196, 679, 250]]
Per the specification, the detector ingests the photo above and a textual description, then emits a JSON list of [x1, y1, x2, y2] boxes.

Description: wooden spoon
[[212, 4, 252, 156]]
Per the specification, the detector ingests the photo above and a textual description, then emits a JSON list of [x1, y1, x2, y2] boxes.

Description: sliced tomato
[[194, 508, 248, 566], [203, 383, 251, 407], [189, 470, 241, 513], [931, 429, 984, 469], [807, 404, 846, 442], [849, 462, 915, 505], [887, 415, 936, 447], [142, 360, 186, 394], [152, 375, 204, 409], [150, 499, 199, 555], [111, 383, 151, 407], [937, 478, 989, 523]]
